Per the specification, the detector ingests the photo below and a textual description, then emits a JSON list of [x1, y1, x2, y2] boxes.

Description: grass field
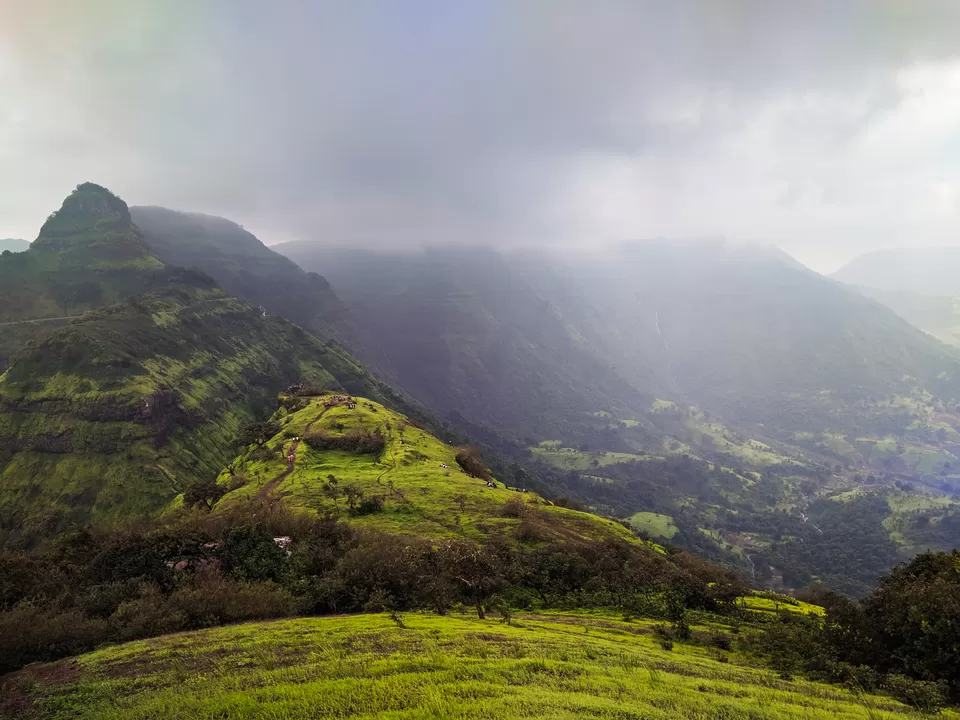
[[529, 445, 645, 472], [628, 511, 678, 539], [4, 612, 940, 720]]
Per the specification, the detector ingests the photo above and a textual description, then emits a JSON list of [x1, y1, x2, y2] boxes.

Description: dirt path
[[0, 314, 83, 327], [257, 403, 330, 500]]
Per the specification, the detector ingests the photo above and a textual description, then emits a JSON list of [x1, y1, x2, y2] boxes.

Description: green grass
[[219, 395, 636, 544], [7, 612, 939, 720], [740, 595, 825, 617], [530, 446, 645, 471], [628, 511, 678, 539]]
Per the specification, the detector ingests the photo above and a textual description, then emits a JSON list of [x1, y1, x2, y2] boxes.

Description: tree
[[437, 540, 504, 618], [183, 478, 226, 511], [455, 447, 493, 481], [238, 420, 281, 448], [862, 550, 960, 697]]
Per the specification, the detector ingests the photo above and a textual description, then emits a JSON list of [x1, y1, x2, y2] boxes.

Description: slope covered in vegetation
[[0, 187, 406, 546], [130, 206, 357, 345], [0, 184, 168, 327], [5, 609, 953, 720], [215, 392, 634, 544]]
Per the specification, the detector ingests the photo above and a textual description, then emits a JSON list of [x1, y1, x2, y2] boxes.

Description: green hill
[[129, 206, 357, 345], [5, 612, 944, 720], [0, 184, 168, 325], [0, 279, 396, 545], [0, 187, 405, 546], [215, 391, 634, 544]]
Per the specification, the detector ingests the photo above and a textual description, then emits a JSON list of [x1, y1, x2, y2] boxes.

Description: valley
[[2, 185, 960, 716]]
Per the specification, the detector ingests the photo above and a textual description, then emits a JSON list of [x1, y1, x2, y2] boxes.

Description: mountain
[[278, 240, 960, 460], [832, 247, 960, 295], [535, 242, 960, 437], [0, 186, 404, 545], [274, 246, 658, 446], [850, 286, 960, 348], [277, 240, 960, 589], [0, 239, 28, 253], [129, 207, 356, 344], [0, 184, 167, 325]]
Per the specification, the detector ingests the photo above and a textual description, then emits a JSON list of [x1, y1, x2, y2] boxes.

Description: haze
[[4, 1, 960, 272]]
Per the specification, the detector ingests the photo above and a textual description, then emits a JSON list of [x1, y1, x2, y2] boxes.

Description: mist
[[5, 1, 960, 271]]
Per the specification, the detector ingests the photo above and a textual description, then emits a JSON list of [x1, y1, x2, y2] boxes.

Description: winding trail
[[257, 402, 331, 500], [0, 315, 83, 328]]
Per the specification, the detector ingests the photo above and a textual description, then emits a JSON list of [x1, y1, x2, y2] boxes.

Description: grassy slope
[[6, 612, 940, 720], [217, 394, 634, 544], [0, 283, 399, 543]]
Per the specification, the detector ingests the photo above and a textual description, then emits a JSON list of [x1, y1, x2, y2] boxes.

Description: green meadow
[[6, 612, 945, 720]]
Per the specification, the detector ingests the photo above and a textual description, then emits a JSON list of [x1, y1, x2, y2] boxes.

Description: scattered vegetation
[[302, 428, 385, 454]]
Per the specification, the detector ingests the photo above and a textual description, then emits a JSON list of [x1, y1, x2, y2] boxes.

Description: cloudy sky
[[4, 1, 960, 272]]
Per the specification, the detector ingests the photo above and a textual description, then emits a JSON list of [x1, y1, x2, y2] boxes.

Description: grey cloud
[[4, 1, 960, 268]]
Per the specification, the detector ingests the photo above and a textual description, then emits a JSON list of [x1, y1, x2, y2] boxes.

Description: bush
[[501, 497, 529, 518], [303, 429, 385, 454], [884, 674, 948, 714], [250, 444, 280, 462], [0, 605, 111, 673], [168, 568, 302, 627], [111, 585, 187, 641], [352, 495, 384, 516], [516, 516, 550, 542], [653, 624, 675, 651], [708, 629, 732, 651], [553, 496, 587, 512], [455, 447, 492, 481]]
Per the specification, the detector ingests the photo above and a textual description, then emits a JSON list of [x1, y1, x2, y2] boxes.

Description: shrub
[[516, 516, 550, 542], [111, 585, 187, 641], [169, 568, 302, 627], [0, 605, 111, 673], [653, 625, 675, 652], [501, 497, 529, 518], [218, 526, 289, 582], [708, 629, 732, 651], [303, 429, 385, 454], [352, 495, 384, 516], [553, 496, 587, 512], [455, 447, 492, 481], [250, 444, 280, 462], [884, 674, 948, 714]]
